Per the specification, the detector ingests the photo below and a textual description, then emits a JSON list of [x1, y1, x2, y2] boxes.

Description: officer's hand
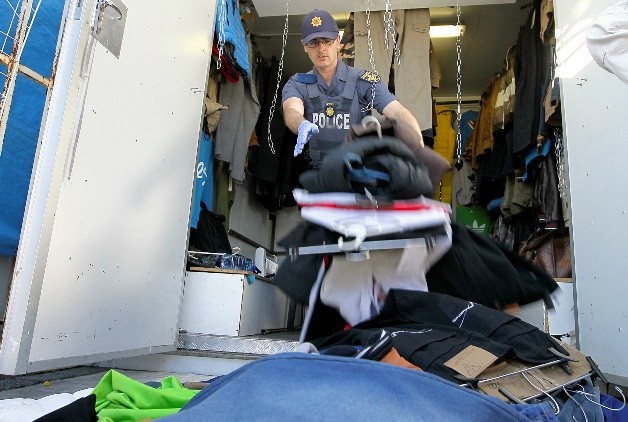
[[294, 120, 319, 157]]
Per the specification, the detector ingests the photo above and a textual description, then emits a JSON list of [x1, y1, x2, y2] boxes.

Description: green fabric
[[92, 369, 199, 422], [455, 205, 494, 235]]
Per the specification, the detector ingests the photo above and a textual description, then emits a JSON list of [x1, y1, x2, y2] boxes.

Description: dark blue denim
[[161, 352, 562, 421]]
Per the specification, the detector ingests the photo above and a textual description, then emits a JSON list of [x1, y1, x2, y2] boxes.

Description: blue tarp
[[0, 2, 64, 255]]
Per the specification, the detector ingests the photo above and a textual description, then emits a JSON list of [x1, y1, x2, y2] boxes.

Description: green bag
[[455, 205, 494, 236]]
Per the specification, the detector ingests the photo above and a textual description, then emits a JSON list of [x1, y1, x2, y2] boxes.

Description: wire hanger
[[521, 371, 562, 414], [565, 383, 626, 412]]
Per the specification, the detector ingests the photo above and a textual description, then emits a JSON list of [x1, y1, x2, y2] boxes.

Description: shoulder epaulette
[[359, 70, 381, 83], [295, 73, 317, 84]]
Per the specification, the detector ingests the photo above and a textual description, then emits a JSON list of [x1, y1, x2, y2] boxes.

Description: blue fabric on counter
[[161, 352, 558, 421]]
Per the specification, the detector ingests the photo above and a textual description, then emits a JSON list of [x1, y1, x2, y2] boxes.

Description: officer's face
[[303, 35, 340, 70]]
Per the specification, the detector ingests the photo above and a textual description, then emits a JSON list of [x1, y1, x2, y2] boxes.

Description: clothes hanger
[[565, 383, 626, 412]]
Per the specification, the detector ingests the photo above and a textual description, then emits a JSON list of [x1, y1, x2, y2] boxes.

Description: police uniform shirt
[[282, 60, 396, 123]]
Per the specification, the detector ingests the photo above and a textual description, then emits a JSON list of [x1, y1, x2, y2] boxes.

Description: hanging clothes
[[465, 75, 501, 171], [432, 105, 456, 203], [189, 132, 214, 228], [512, 3, 553, 157], [452, 110, 479, 207], [215, 0, 250, 79], [493, 46, 516, 133], [429, 40, 442, 90], [214, 78, 260, 182], [353, 9, 433, 131], [339, 13, 355, 67]]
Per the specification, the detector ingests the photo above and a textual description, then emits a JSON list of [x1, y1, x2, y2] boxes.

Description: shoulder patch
[[359, 70, 381, 83], [295, 73, 317, 84]]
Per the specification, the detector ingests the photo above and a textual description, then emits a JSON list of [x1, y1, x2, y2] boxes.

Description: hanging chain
[[383, 0, 392, 50], [265, 0, 292, 155], [383, 0, 400, 65], [216, 0, 226, 69], [549, 44, 566, 198], [554, 127, 566, 199], [454, 1, 463, 164], [362, 0, 377, 113]]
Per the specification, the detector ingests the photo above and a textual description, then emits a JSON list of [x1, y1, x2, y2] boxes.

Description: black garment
[[475, 128, 507, 206], [502, 122, 515, 176], [314, 323, 513, 384], [532, 146, 564, 229], [188, 203, 232, 254], [276, 222, 451, 342], [34, 394, 97, 422], [311, 289, 570, 381], [299, 136, 433, 200], [274, 222, 334, 304], [426, 223, 558, 309], [369, 289, 568, 363], [275, 222, 449, 305], [512, 1, 553, 157], [250, 57, 283, 184], [249, 57, 305, 211]]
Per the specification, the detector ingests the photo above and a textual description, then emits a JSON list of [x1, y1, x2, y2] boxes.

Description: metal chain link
[[383, 0, 392, 50], [265, 0, 292, 155], [554, 127, 567, 198], [383, 0, 391, 50], [454, 1, 463, 164], [362, 0, 377, 113], [216, 0, 226, 69], [549, 45, 566, 198], [383, 0, 400, 66]]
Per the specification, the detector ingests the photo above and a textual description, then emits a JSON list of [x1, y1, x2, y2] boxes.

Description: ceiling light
[[430, 25, 466, 38]]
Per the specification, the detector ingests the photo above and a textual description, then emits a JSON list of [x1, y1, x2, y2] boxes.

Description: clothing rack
[[288, 223, 449, 260]]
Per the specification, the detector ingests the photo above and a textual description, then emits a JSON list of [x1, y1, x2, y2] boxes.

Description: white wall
[[555, 0, 628, 384]]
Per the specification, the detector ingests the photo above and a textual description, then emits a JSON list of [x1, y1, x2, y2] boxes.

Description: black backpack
[[189, 202, 232, 254]]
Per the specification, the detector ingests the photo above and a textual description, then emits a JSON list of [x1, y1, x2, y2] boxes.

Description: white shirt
[[586, 0, 628, 86]]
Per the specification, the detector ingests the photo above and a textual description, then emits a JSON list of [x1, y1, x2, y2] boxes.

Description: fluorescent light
[[430, 25, 466, 38]]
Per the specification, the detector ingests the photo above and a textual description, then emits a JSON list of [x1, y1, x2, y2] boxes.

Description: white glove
[[294, 120, 319, 157]]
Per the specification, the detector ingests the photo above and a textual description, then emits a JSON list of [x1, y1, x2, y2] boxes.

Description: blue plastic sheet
[[0, 2, 64, 255]]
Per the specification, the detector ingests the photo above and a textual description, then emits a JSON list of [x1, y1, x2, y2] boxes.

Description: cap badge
[[311, 16, 322, 27]]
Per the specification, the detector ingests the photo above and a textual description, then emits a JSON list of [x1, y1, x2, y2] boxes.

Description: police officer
[[282, 9, 424, 168]]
